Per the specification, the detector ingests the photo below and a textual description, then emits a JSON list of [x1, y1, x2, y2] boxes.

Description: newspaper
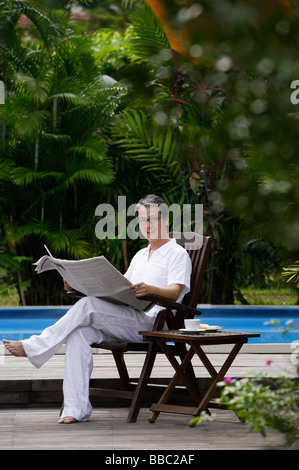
[[34, 255, 154, 312]]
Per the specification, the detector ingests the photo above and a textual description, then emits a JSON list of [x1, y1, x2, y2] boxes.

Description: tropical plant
[[282, 261, 299, 304], [191, 372, 299, 448], [2, 0, 299, 306], [117, 1, 299, 303], [0, 1, 129, 304], [106, 3, 245, 303]]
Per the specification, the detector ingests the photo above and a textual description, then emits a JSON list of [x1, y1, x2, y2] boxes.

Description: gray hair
[[135, 194, 168, 218]]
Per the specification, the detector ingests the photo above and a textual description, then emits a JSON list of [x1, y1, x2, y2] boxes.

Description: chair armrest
[[139, 294, 200, 318], [65, 291, 200, 318]]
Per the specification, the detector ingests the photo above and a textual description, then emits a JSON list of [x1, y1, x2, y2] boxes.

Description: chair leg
[[126, 342, 158, 423], [112, 350, 131, 391]]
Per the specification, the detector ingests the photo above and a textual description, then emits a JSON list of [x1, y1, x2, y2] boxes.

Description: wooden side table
[[140, 329, 260, 426]]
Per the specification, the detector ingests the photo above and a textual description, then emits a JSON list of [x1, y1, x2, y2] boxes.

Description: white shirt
[[124, 239, 192, 318]]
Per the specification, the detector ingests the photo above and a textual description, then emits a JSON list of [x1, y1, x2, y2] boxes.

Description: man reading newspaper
[[3, 195, 192, 424]]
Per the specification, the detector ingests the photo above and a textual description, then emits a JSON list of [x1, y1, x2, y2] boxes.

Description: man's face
[[137, 205, 169, 241]]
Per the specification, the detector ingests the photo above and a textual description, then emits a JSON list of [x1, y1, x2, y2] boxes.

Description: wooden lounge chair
[[89, 232, 212, 422]]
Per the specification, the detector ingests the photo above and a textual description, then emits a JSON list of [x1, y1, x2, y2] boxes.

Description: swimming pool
[[0, 306, 68, 342], [196, 304, 299, 344], [0, 304, 298, 344]]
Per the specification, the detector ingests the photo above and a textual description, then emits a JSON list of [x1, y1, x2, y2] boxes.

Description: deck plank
[[0, 407, 288, 450]]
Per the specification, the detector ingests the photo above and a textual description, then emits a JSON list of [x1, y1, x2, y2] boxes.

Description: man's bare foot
[[2, 339, 27, 357], [58, 417, 77, 424]]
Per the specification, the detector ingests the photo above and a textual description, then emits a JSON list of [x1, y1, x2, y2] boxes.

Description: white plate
[[179, 326, 222, 334], [179, 328, 206, 334]]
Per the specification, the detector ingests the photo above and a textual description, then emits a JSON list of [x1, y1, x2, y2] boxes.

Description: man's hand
[[130, 282, 153, 297], [63, 280, 72, 291]]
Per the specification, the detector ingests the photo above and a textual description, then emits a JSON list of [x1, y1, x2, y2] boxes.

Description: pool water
[[0, 306, 68, 341], [0, 304, 298, 343], [196, 304, 299, 344]]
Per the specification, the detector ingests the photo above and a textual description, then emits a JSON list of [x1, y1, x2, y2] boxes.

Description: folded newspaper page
[[34, 255, 154, 312]]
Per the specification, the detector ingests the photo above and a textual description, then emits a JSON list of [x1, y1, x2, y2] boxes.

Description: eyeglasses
[[138, 216, 161, 225]]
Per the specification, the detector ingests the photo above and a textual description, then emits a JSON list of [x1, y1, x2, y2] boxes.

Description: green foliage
[[111, 109, 182, 193], [282, 261, 299, 288], [194, 1, 299, 251], [191, 372, 299, 447], [236, 288, 297, 306], [0, 0, 130, 304], [219, 375, 299, 446], [123, 1, 299, 303], [127, 3, 171, 58], [1, 0, 299, 305]]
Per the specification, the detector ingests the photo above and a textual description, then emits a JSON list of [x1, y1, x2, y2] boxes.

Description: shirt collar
[[145, 238, 176, 257]]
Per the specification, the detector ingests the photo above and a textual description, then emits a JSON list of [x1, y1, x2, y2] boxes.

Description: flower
[[223, 376, 232, 383], [265, 359, 273, 366]]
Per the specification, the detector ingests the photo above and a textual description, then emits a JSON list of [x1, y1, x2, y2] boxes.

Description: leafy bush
[[191, 364, 299, 447]]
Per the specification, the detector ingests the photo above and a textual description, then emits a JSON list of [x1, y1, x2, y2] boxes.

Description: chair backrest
[[170, 231, 212, 320]]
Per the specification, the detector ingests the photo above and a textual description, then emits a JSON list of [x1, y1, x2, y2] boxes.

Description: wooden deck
[[0, 345, 296, 450], [0, 407, 288, 451]]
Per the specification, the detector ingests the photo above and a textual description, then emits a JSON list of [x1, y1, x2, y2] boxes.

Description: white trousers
[[22, 296, 155, 421]]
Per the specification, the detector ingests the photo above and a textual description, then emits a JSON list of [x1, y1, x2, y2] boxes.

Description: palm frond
[[0, 21, 28, 77], [68, 137, 107, 161], [13, 108, 50, 139], [8, 220, 92, 259], [39, 132, 73, 146], [128, 3, 170, 58], [0, 159, 15, 182], [48, 92, 85, 106], [45, 228, 93, 259], [112, 109, 180, 182], [282, 261, 299, 287], [0, 1, 65, 46], [0, 250, 30, 272], [15, 73, 52, 104], [11, 167, 62, 186], [64, 157, 115, 187], [122, 0, 139, 7], [62, 87, 127, 141]]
